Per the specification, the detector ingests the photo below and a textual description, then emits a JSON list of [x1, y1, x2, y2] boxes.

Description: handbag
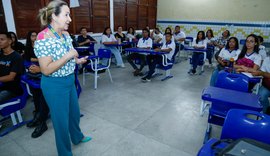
[[236, 57, 255, 68]]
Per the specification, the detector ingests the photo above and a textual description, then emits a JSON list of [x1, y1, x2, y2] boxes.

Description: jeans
[[206, 48, 214, 64], [258, 86, 270, 113], [145, 55, 163, 78], [102, 46, 123, 66], [192, 52, 204, 71]]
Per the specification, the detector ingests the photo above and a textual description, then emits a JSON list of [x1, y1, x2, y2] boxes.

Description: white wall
[[157, 0, 270, 21]]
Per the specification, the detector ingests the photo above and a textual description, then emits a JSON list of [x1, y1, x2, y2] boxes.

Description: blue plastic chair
[[0, 82, 29, 137], [215, 70, 249, 92], [155, 54, 174, 81], [240, 39, 246, 45], [197, 109, 270, 156], [185, 36, 194, 43], [83, 49, 113, 89]]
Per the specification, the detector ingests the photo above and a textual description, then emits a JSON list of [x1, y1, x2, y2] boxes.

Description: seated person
[[188, 31, 207, 75], [214, 30, 230, 59], [173, 25, 185, 60], [151, 28, 163, 44], [77, 27, 97, 47], [258, 35, 267, 61], [127, 28, 152, 76], [210, 37, 240, 86], [0, 32, 24, 103], [114, 26, 126, 43], [8, 31, 25, 55], [250, 56, 270, 114], [205, 29, 215, 66], [102, 27, 125, 67], [24, 31, 49, 138], [126, 27, 137, 42], [141, 33, 175, 82], [234, 34, 262, 73]]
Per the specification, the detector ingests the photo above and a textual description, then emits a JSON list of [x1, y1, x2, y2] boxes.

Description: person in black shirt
[[8, 31, 25, 55], [114, 26, 126, 42], [0, 32, 24, 103], [77, 27, 96, 47], [24, 31, 38, 62]]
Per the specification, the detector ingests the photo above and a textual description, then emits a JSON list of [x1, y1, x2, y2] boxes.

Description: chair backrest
[[185, 36, 194, 42], [215, 70, 249, 92], [240, 39, 246, 45], [0, 82, 28, 116], [98, 48, 112, 59], [221, 109, 270, 144]]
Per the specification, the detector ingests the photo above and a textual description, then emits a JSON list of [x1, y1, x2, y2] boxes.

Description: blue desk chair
[[155, 54, 174, 81], [83, 49, 113, 89], [197, 109, 270, 156], [240, 39, 246, 45], [215, 70, 249, 92], [0, 82, 29, 137]]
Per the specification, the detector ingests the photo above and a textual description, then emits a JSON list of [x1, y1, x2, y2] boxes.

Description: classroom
[[0, 0, 270, 155]]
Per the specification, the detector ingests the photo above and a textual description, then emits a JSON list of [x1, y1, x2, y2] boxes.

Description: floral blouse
[[34, 30, 75, 77]]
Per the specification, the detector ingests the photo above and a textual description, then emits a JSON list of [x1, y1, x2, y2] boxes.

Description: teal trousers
[[41, 74, 84, 156]]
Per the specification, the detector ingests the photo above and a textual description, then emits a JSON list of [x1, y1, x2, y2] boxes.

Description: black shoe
[[27, 115, 41, 128], [141, 76, 151, 83], [266, 107, 270, 115], [31, 122, 48, 138]]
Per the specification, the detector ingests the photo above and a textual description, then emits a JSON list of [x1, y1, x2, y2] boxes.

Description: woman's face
[[207, 31, 211, 37], [223, 30, 229, 38], [10, 34, 16, 42], [31, 32, 37, 42], [198, 32, 203, 40], [106, 28, 111, 35], [228, 39, 236, 49], [246, 36, 256, 50], [118, 27, 122, 32], [53, 5, 71, 30]]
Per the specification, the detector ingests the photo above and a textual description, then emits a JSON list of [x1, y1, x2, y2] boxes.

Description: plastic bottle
[[228, 58, 234, 73]]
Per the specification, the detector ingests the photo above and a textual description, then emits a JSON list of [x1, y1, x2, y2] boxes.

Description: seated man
[[141, 33, 175, 82], [77, 27, 97, 47], [127, 28, 152, 76], [250, 56, 270, 114], [0, 32, 24, 103]]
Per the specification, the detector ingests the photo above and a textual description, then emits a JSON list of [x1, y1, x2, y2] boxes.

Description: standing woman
[[34, 1, 91, 155]]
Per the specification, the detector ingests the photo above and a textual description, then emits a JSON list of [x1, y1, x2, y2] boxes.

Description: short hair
[[38, 0, 68, 26], [257, 36, 264, 43], [142, 28, 150, 37], [0, 32, 12, 40], [80, 27, 87, 32], [175, 25, 180, 29]]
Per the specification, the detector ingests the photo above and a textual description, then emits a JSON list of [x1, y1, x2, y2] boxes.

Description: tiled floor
[[0, 57, 222, 156]]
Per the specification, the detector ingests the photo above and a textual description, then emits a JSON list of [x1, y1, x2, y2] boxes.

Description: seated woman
[[24, 31, 49, 138], [188, 31, 207, 75], [162, 27, 175, 43], [250, 56, 270, 114], [126, 27, 137, 42], [0, 32, 24, 103], [8, 31, 25, 55], [151, 28, 163, 44], [209, 37, 240, 86], [127, 28, 152, 76], [234, 34, 262, 73], [114, 26, 126, 43], [141, 33, 175, 82], [213, 30, 230, 59], [101, 27, 125, 68], [205, 29, 215, 67], [258, 36, 267, 61]]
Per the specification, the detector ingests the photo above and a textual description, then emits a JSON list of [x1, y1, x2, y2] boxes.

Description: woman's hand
[[65, 49, 79, 60], [76, 56, 88, 64], [29, 65, 41, 73]]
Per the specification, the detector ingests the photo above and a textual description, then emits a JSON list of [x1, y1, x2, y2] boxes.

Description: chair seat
[[21, 74, 40, 89], [85, 64, 108, 71], [197, 138, 227, 156]]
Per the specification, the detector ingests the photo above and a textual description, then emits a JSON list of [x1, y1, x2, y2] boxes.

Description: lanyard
[[48, 25, 69, 51]]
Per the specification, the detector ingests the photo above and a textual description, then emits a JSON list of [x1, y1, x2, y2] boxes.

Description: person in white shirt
[[141, 33, 175, 82], [151, 28, 163, 44], [210, 37, 240, 86], [101, 27, 125, 67], [258, 36, 267, 61], [188, 31, 207, 75], [127, 28, 152, 76], [162, 27, 175, 43], [173, 25, 186, 60], [205, 29, 215, 66], [234, 34, 262, 73], [126, 27, 136, 41], [250, 56, 270, 114]]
